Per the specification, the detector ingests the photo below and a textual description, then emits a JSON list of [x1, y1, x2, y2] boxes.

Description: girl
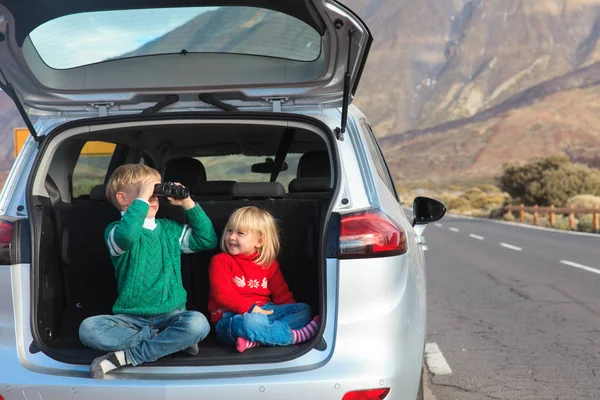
[[208, 206, 319, 353]]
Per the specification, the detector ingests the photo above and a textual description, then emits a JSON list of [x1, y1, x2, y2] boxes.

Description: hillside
[[380, 84, 600, 184]]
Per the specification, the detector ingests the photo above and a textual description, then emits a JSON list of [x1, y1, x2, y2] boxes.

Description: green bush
[[503, 212, 516, 222], [500, 155, 600, 206], [478, 184, 502, 194], [489, 207, 505, 219], [577, 215, 597, 233], [566, 195, 600, 210], [554, 216, 574, 231], [449, 197, 471, 211]]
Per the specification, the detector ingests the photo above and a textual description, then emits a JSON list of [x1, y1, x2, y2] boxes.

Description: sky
[[29, 8, 216, 69]]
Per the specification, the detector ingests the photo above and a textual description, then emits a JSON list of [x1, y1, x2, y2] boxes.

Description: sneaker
[[182, 343, 199, 356]]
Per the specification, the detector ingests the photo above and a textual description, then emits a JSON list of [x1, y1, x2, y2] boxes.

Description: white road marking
[[469, 234, 484, 240], [435, 223, 443, 227], [500, 242, 522, 251], [425, 343, 452, 376], [449, 227, 459, 232], [560, 260, 600, 276]]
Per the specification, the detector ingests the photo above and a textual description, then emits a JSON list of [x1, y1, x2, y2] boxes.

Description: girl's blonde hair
[[221, 206, 280, 267]]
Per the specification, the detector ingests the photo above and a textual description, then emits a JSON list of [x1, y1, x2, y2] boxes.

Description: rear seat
[[55, 177, 327, 341]]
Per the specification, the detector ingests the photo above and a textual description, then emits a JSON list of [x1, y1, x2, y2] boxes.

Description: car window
[[29, 6, 322, 70], [360, 121, 399, 200], [197, 154, 301, 190], [71, 141, 116, 198]]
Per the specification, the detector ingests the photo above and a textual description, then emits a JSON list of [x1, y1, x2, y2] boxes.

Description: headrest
[[297, 151, 330, 178], [163, 157, 207, 189], [288, 177, 330, 193], [233, 182, 285, 199], [90, 185, 108, 202], [194, 181, 236, 196]]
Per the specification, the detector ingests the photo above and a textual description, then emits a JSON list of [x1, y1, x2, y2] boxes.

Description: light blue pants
[[215, 302, 311, 346], [79, 308, 210, 366]]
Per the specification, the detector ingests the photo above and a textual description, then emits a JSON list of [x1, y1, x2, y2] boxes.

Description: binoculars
[[153, 182, 190, 199]]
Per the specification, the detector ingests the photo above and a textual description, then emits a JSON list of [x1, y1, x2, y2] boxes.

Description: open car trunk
[[29, 113, 336, 366]]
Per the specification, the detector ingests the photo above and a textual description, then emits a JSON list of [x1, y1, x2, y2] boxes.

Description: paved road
[[420, 214, 600, 399]]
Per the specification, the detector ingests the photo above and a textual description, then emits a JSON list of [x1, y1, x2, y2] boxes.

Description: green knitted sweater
[[104, 199, 217, 316]]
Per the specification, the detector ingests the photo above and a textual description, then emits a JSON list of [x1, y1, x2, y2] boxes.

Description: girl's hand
[[252, 306, 273, 315]]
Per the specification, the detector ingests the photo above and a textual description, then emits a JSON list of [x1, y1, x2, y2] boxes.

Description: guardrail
[[504, 204, 600, 231]]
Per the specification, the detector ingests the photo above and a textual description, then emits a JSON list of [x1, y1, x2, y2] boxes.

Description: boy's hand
[[252, 306, 274, 315], [138, 177, 161, 201], [167, 182, 195, 210]]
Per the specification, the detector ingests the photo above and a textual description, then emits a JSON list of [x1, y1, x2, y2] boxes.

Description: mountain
[[343, 0, 600, 183]]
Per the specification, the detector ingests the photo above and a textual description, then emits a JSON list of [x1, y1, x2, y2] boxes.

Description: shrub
[[500, 155, 600, 206], [503, 212, 516, 222], [478, 184, 502, 194], [566, 195, 600, 210], [449, 197, 471, 211], [489, 207, 505, 219], [554, 216, 574, 231], [577, 215, 597, 233]]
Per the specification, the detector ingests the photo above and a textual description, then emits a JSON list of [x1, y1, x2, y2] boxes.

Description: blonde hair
[[221, 206, 280, 267], [106, 164, 161, 208]]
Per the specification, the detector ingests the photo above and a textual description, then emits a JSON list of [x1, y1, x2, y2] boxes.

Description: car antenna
[[0, 64, 40, 142], [335, 28, 356, 141]]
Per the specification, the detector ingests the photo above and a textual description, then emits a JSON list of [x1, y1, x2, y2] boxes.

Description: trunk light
[[339, 210, 407, 258]]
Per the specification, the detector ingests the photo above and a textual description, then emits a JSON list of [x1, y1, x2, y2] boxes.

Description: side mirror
[[412, 196, 446, 226]]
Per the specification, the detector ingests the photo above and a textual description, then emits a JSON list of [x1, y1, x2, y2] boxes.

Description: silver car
[[0, 1, 445, 399]]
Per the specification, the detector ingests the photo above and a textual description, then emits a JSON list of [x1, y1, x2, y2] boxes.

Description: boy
[[78, 164, 218, 378]]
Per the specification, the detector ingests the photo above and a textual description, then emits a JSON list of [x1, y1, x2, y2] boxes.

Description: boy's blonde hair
[[106, 164, 161, 208], [221, 206, 280, 267]]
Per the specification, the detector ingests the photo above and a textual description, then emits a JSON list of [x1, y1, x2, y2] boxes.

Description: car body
[[0, 1, 445, 399]]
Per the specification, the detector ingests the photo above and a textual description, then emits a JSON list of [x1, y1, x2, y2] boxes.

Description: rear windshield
[[197, 154, 302, 189], [28, 6, 322, 70]]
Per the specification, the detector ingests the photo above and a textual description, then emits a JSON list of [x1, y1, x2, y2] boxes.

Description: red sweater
[[208, 252, 295, 322]]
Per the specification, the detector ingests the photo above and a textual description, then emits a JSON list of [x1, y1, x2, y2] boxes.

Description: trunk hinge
[[335, 28, 356, 141], [0, 66, 40, 142], [91, 103, 114, 117], [264, 97, 289, 112]]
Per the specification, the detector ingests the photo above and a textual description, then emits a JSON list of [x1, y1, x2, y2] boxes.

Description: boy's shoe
[[182, 343, 199, 356], [90, 350, 130, 379]]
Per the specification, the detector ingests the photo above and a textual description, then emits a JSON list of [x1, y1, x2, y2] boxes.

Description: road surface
[[420, 214, 600, 399]]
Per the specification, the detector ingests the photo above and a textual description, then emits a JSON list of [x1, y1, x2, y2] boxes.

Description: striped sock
[[90, 350, 129, 379], [292, 316, 320, 344], [236, 337, 261, 353]]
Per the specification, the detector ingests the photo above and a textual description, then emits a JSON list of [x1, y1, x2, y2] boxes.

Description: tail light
[[0, 219, 13, 264], [339, 209, 407, 258], [342, 388, 390, 400]]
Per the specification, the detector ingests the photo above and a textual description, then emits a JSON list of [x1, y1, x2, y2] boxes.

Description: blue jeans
[[215, 302, 311, 346], [79, 309, 210, 366]]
